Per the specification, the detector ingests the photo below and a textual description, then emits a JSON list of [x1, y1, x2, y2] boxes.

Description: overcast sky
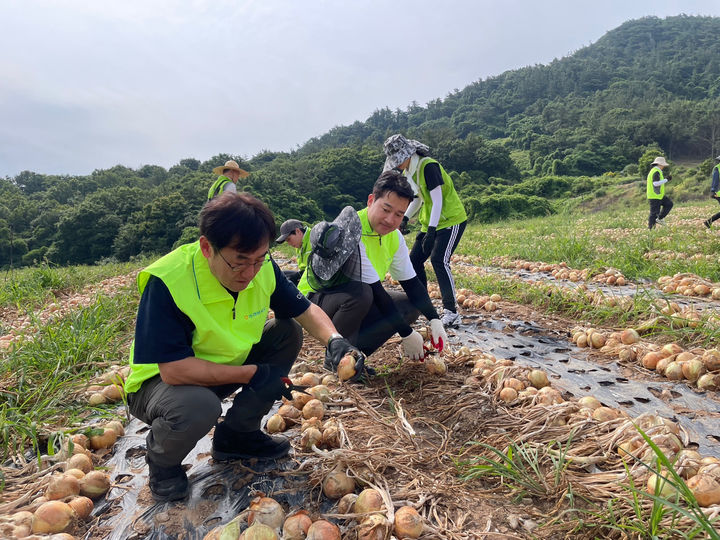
[[1, 1, 719, 178]]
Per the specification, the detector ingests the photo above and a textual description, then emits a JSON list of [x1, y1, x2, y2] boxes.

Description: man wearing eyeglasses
[[124, 192, 363, 502]]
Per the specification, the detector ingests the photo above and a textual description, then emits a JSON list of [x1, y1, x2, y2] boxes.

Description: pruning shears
[[281, 377, 312, 396]]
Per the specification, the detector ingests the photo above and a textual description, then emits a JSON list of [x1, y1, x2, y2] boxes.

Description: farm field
[[1, 200, 720, 539]]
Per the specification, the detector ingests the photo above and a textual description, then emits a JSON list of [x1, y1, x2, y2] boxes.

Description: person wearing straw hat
[[646, 156, 674, 229], [703, 155, 720, 229], [207, 160, 250, 201], [297, 171, 448, 369], [124, 192, 363, 502], [275, 219, 310, 285], [383, 134, 467, 327]]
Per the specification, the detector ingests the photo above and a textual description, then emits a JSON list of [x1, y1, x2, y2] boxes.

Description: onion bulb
[[78, 471, 110, 500], [89, 428, 117, 450], [354, 488, 384, 514], [104, 420, 125, 437], [621, 329, 640, 345], [67, 496, 94, 520], [302, 399, 325, 420], [357, 513, 390, 540], [292, 391, 313, 410], [337, 355, 357, 381], [45, 474, 80, 501], [300, 372, 321, 387], [425, 356, 447, 376], [498, 387, 517, 402], [306, 520, 341, 540], [322, 467, 355, 499], [592, 407, 620, 422], [577, 396, 602, 410], [282, 511, 312, 540], [647, 472, 678, 498], [527, 369, 549, 389], [265, 414, 286, 434], [240, 523, 279, 540], [686, 473, 720, 506], [681, 359, 705, 382], [277, 404, 302, 422], [642, 352, 662, 370], [394, 506, 423, 539], [697, 373, 717, 390], [309, 385, 331, 402], [664, 362, 684, 380], [31, 501, 76, 534], [337, 493, 357, 514], [248, 496, 285, 530], [300, 427, 322, 451], [65, 453, 93, 474], [702, 349, 720, 371]]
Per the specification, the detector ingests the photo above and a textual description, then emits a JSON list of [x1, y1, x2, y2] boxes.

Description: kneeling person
[[298, 171, 447, 372], [124, 193, 361, 501]]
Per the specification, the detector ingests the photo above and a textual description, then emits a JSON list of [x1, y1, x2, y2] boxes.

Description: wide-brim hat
[[382, 134, 431, 171], [212, 160, 250, 178], [308, 206, 361, 280], [276, 219, 304, 243], [652, 156, 669, 167]]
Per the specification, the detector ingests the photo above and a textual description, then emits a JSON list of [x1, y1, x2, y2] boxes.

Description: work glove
[[399, 216, 410, 235], [422, 227, 437, 256], [429, 319, 447, 352], [665, 173, 672, 181], [246, 364, 293, 402], [401, 330, 425, 361], [325, 335, 367, 382]]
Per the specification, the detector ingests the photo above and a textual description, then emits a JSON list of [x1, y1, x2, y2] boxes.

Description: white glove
[[429, 319, 447, 352], [401, 331, 425, 361]]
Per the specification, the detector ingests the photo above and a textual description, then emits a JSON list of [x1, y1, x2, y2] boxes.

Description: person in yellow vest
[[383, 134, 468, 327], [647, 156, 674, 229], [275, 219, 310, 285], [298, 171, 448, 367], [207, 159, 250, 201], [124, 193, 363, 502], [703, 155, 720, 228]]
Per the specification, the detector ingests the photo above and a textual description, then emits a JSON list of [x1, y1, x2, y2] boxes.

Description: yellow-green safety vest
[[412, 158, 467, 232], [296, 208, 401, 295], [124, 241, 276, 393], [297, 229, 311, 272], [208, 175, 233, 201], [646, 166, 665, 200]]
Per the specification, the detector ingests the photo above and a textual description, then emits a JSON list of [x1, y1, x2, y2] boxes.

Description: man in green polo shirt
[[125, 192, 363, 501]]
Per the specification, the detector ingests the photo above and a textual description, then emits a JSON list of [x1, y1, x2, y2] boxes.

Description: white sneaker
[[441, 309, 461, 327], [655, 218, 665, 226]]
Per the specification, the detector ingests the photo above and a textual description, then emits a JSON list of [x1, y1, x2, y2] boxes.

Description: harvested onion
[[527, 369, 549, 389], [354, 488, 384, 514], [31, 501, 76, 534], [46, 474, 80, 501], [337, 355, 357, 381], [425, 356, 447, 375], [306, 520, 341, 540], [241, 523, 279, 540], [248, 496, 285, 530], [282, 511, 312, 540], [78, 471, 110, 500], [394, 506, 423, 539], [67, 496, 94, 520], [322, 467, 355, 499]]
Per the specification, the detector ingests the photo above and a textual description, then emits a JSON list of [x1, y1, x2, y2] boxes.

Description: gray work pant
[[310, 284, 419, 356], [127, 318, 302, 467]]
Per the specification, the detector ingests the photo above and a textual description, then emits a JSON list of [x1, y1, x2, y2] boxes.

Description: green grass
[[0, 292, 137, 460], [0, 258, 150, 309]]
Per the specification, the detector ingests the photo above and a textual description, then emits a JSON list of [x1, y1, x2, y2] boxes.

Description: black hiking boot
[[211, 422, 290, 461], [146, 457, 189, 502]]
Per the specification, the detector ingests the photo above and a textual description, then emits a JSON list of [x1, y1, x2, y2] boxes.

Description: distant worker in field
[[647, 156, 674, 229], [383, 134, 467, 327], [275, 219, 310, 285], [124, 192, 362, 502], [207, 159, 250, 201], [297, 171, 448, 367], [703, 155, 720, 229]]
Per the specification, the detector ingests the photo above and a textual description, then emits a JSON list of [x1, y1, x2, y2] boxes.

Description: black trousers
[[309, 284, 419, 356], [708, 195, 720, 223], [127, 318, 302, 467], [648, 196, 673, 229], [282, 269, 302, 285], [409, 221, 466, 312]]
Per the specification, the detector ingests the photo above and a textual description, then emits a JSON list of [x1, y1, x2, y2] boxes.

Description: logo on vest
[[244, 307, 268, 320]]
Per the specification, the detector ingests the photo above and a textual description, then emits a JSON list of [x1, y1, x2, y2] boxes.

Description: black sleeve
[[133, 276, 196, 364], [269, 260, 311, 319], [399, 277, 440, 321], [369, 281, 413, 338], [423, 162, 444, 191]]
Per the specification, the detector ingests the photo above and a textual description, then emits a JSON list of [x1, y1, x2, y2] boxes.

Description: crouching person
[[123, 192, 362, 501]]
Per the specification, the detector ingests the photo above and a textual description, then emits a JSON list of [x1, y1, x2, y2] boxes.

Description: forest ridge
[[2, 15, 719, 268]]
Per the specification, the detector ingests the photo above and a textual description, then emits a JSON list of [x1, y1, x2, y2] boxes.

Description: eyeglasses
[[216, 250, 269, 273]]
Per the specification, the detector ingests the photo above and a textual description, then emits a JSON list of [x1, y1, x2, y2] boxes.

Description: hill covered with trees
[[2, 15, 719, 268]]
